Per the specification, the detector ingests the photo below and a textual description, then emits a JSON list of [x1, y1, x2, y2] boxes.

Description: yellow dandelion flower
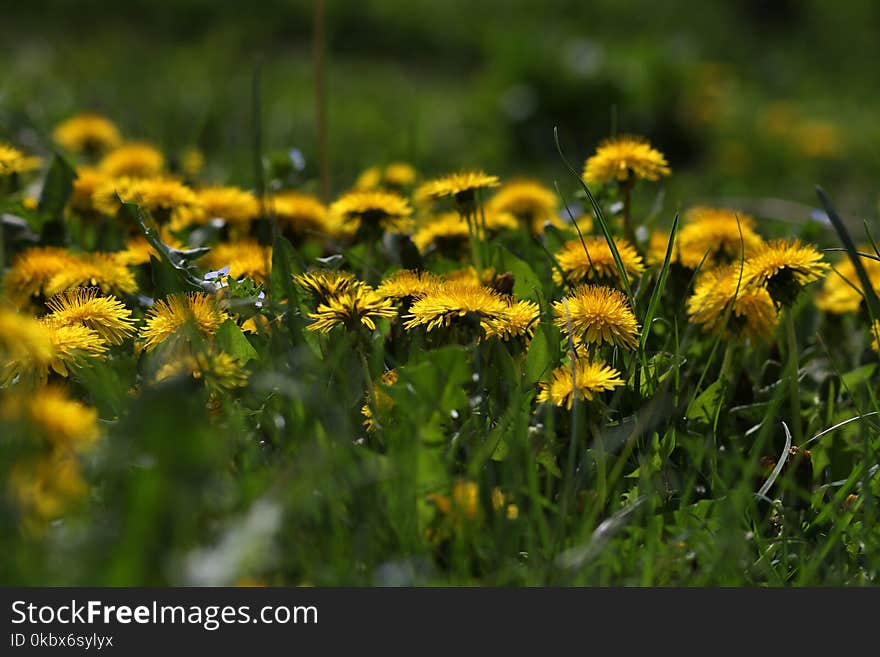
[[582, 134, 670, 184], [44, 252, 138, 299], [553, 236, 645, 287], [44, 287, 136, 345], [123, 176, 200, 224], [52, 113, 122, 155], [2, 247, 82, 306], [0, 308, 54, 382], [112, 235, 159, 267], [42, 320, 109, 377], [99, 141, 164, 178], [428, 480, 480, 522], [443, 266, 498, 287], [553, 284, 640, 350], [488, 178, 564, 234], [140, 292, 229, 352], [676, 206, 763, 269], [155, 350, 249, 392], [271, 191, 330, 238], [68, 167, 109, 215], [362, 369, 398, 432], [485, 299, 541, 341], [416, 170, 500, 212], [742, 239, 829, 307], [181, 147, 205, 178], [0, 143, 41, 176], [9, 452, 87, 521], [1, 386, 99, 452], [294, 270, 360, 305], [354, 166, 382, 190], [376, 269, 441, 302], [330, 189, 413, 235], [384, 162, 417, 187], [537, 358, 625, 409], [816, 253, 880, 315], [412, 213, 471, 255], [201, 240, 272, 283], [687, 265, 779, 341], [194, 186, 260, 226], [403, 281, 512, 340], [91, 175, 139, 217], [307, 286, 396, 333]]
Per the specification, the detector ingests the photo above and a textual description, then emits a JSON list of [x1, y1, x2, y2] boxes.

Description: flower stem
[[784, 308, 803, 446], [620, 179, 635, 245]]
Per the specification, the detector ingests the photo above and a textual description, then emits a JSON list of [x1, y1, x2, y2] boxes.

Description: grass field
[[1, 1, 879, 586]]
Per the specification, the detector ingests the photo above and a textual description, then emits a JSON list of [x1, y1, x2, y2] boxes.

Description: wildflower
[[1, 386, 99, 452], [52, 113, 122, 155], [330, 189, 413, 236], [155, 350, 249, 392], [43, 253, 138, 299], [44, 288, 136, 345], [537, 358, 625, 409], [552, 284, 640, 350], [375, 269, 441, 302], [412, 213, 471, 256], [354, 166, 382, 190], [201, 240, 272, 283], [428, 480, 480, 522], [68, 167, 109, 215], [9, 452, 87, 522], [485, 299, 541, 341], [403, 281, 510, 338], [0, 143, 41, 177], [181, 147, 205, 178], [42, 321, 109, 377], [742, 239, 829, 307], [488, 178, 562, 234], [676, 206, 763, 269], [0, 308, 54, 383], [417, 170, 500, 214], [306, 286, 397, 333], [687, 265, 779, 341], [139, 292, 229, 352], [91, 175, 139, 217], [582, 135, 670, 184], [816, 254, 880, 315], [384, 162, 417, 188], [2, 247, 81, 306], [191, 186, 260, 227], [553, 236, 645, 288], [491, 488, 519, 520], [294, 270, 360, 305], [272, 191, 330, 238], [362, 369, 399, 432], [98, 141, 164, 178], [125, 177, 200, 224]]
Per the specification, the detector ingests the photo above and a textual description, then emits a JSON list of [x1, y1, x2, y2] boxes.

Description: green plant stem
[[785, 308, 803, 446], [620, 179, 635, 246]]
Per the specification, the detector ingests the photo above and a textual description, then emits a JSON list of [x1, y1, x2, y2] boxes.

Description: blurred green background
[[2, 0, 879, 213]]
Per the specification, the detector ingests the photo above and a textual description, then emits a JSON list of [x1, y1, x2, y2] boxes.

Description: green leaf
[[524, 327, 554, 387], [269, 234, 303, 303], [686, 379, 724, 424], [215, 319, 259, 363], [841, 363, 876, 390], [487, 243, 544, 300]]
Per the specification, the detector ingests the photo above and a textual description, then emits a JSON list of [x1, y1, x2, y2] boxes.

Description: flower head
[[484, 299, 541, 341], [68, 167, 110, 215], [488, 178, 561, 234], [42, 320, 109, 377], [0, 143, 41, 177], [537, 358, 625, 409], [553, 236, 645, 288], [816, 253, 880, 315], [676, 206, 764, 269], [553, 284, 640, 350], [582, 135, 670, 184], [53, 113, 122, 155], [272, 192, 330, 238], [742, 239, 829, 307], [376, 269, 441, 302], [330, 190, 413, 235], [412, 213, 472, 256], [1, 386, 99, 452], [0, 308, 54, 384], [45, 288, 136, 345], [294, 270, 360, 305], [124, 177, 200, 223], [417, 170, 500, 212], [687, 265, 779, 341], [140, 293, 229, 352], [192, 186, 261, 227], [307, 286, 397, 333], [201, 240, 272, 283], [99, 142, 164, 178], [403, 281, 510, 338]]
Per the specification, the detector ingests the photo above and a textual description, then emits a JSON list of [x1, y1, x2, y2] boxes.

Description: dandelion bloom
[[91, 175, 139, 217], [403, 281, 509, 336], [428, 480, 480, 522], [417, 170, 500, 212], [582, 135, 670, 184], [675, 206, 764, 269], [0, 308, 54, 383], [412, 213, 472, 256], [68, 167, 110, 215], [537, 358, 625, 409], [45, 288, 136, 345], [98, 142, 164, 178], [1, 386, 99, 452], [140, 293, 229, 352], [43, 253, 138, 299], [0, 143, 41, 177], [553, 284, 640, 350], [272, 192, 330, 237], [192, 186, 261, 227], [2, 247, 82, 305], [201, 240, 272, 283], [488, 178, 563, 234], [294, 270, 360, 305], [816, 253, 880, 315], [376, 269, 441, 302], [330, 189, 413, 235], [485, 299, 541, 341], [742, 239, 829, 307], [155, 350, 249, 392], [686, 265, 779, 341], [306, 286, 397, 333], [383, 162, 417, 188], [42, 320, 109, 377], [354, 166, 382, 190], [125, 177, 200, 223], [553, 236, 645, 288], [52, 113, 122, 155], [9, 452, 87, 522]]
